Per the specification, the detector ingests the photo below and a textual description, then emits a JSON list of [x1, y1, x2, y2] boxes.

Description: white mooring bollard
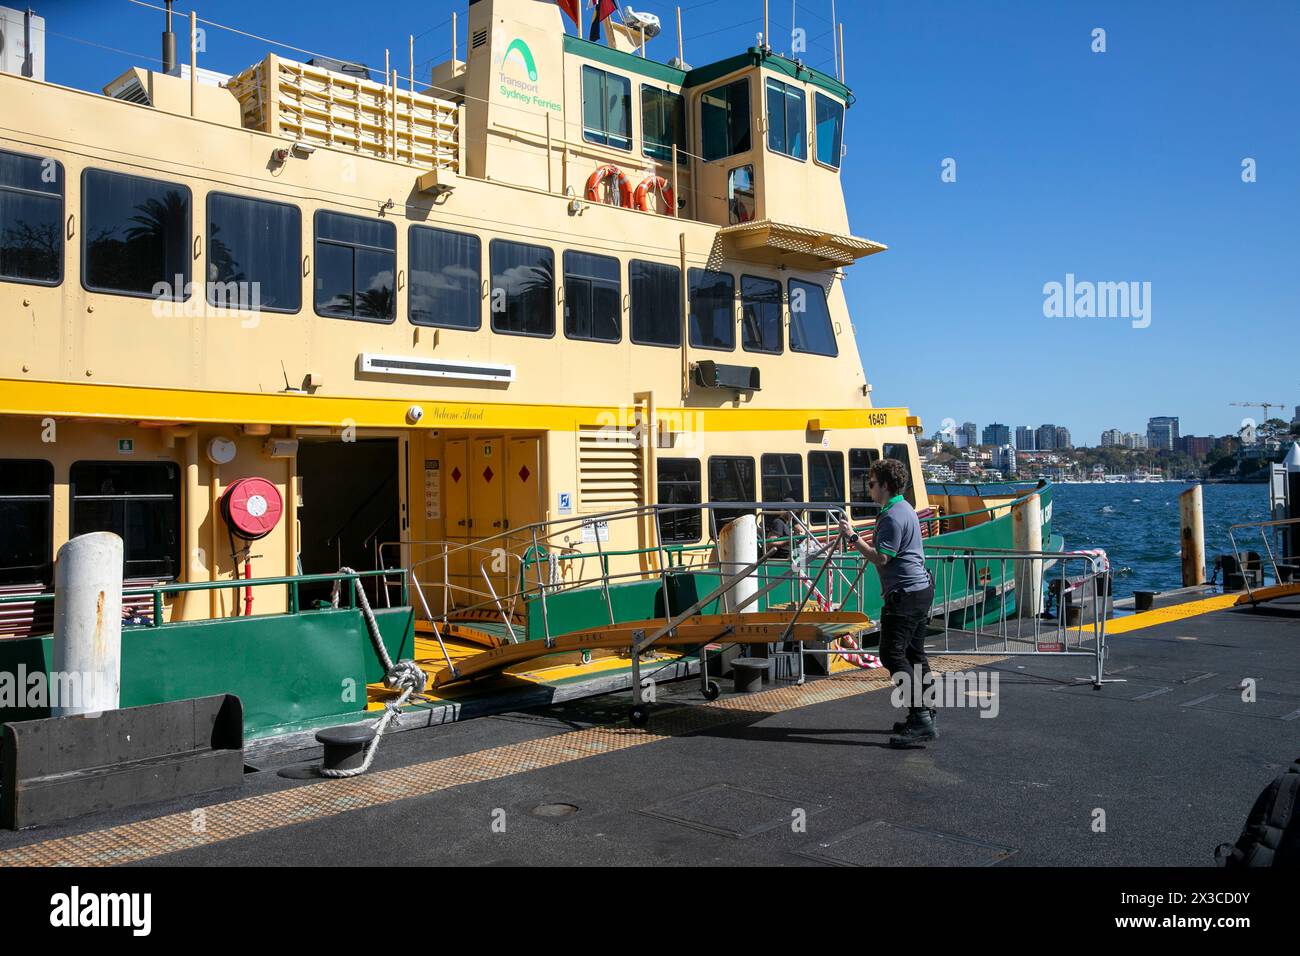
[[717, 513, 758, 614], [51, 532, 123, 716], [1012, 493, 1044, 619], [1180, 484, 1206, 587]]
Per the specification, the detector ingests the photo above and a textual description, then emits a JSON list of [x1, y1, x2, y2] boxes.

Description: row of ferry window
[[0, 151, 838, 356], [655, 446, 915, 544], [581, 67, 846, 170]]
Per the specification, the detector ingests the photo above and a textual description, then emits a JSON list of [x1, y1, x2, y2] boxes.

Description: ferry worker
[[838, 459, 938, 748]]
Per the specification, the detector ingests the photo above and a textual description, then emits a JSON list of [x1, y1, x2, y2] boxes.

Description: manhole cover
[[530, 803, 580, 818], [799, 820, 1016, 867]]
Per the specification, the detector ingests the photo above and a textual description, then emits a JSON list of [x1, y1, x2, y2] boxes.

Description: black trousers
[[879, 584, 935, 710]]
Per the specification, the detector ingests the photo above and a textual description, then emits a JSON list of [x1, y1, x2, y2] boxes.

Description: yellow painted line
[[1090, 594, 1240, 634], [0, 657, 1000, 867], [1235, 582, 1300, 604], [0, 379, 913, 433]]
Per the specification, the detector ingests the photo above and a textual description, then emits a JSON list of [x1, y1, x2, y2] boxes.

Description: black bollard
[[316, 723, 377, 774]]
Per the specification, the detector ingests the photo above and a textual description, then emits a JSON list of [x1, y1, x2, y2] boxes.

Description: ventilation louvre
[[578, 425, 644, 512]]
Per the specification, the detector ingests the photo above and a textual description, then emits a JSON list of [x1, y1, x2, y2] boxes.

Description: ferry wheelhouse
[[0, 0, 1055, 738]]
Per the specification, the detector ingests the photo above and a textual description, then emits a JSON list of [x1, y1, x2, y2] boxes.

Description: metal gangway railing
[[1228, 515, 1300, 604]]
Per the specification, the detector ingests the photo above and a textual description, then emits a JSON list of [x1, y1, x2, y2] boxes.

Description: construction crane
[[1230, 401, 1288, 423]]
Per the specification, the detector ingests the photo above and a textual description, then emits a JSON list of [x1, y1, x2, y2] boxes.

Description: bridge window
[[741, 274, 782, 354], [207, 193, 301, 313], [630, 259, 681, 347], [0, 460, 54, 586], [0, 149, 62, 286], [582, 66, 632, 150], [657, 458, 701, 544], [701, 78, 751, 161], [642, 85, 686, 163], [765, 78, 807, 161], [808, 450, 845, 525], [708, 456, 755, 532], [564, 250, 621, 342], [71, 461, 181, 580], [83, 169, 191, 299], [314, 210, 395, 322], [409, 225, 481, 329], [814, 92, 844, 169], [883, 443, 917, 505], [490, 239, 554, 337], [849, 448, 881, 519], [728, 165, 756, 225], [688, 268, 735, 351], [788, 279, 837, 356]]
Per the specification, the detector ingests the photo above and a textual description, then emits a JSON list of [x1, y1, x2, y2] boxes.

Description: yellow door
[[444, 439, 470, 607], [506, 437, 542, 596], [470, 437, 506, 598]]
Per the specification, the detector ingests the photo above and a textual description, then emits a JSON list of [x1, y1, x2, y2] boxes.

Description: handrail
[[1228, 515, 1300, 604]]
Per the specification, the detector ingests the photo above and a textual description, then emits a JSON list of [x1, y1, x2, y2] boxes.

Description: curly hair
[[869, 458, 909, 497]]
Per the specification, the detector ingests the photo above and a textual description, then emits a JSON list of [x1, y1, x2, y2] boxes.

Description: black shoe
[[889, 710, 938, 748], [892, 708, 937, 733]]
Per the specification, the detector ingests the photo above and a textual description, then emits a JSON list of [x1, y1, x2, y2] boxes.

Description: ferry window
[[728, 166, 756, 225], [0, 150, 63, 286], [207, 193, 301, 313], [409, 225, 481, 330], [707, 456, 755, 532], [314, 210, 395, 322], [490, 239, 555, 337], [657, 458, 701, 544], [849, 448, 881, 519], [701, 78, 751, 162], [70, 461, 181, 580], [582, 66, 632, 150], [740, 275, 782, 354], [629, 259, 681, 347], [788, 279, 838, 356], [761, 453, 803, 503], [83, 169, 191, 299], [642, 85, 686, 163], [808, 450, 845, 524], [883, 443, 917, 505], [765, 78, 807, 161], [0, 460, 54, 586], [563, 251, 621, 342], [814, 92, 844, 169], [688, 268, 735, 351]]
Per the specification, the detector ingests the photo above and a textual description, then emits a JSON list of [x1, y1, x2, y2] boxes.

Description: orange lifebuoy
[[633, 175, 675, 214], [585, 165, 633, 207]]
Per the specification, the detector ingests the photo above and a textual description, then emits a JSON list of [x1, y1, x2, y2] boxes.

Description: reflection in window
[[629, 259, 681, 347], [83, 169, 190, 299], [741, 274, 782, 354], [564, 251, 620, 342], [491, 239, 554, 337], [883, 443, 917, 505], [409, 225, 481, 329], [708, 456, 755, 531], [808, 450, 844, 525], [207, 193, 301, 312], [657, 458, 701, 544], [0, 459, 54, 585], [701, 78, 751, 161], [788, 279, 837, 356], [728, 165, 756, 225], [582, 66, 632, 150], [688, 268, 735, 351], [814, 92, 845, 169], [70, 461, 181, 580], [765, 78, 807, 160], [761, 453, 803, 503], [0, 150, 62, 285], [314, 210, 395, 321], [642, 85, 686, 163], [849, 448, 881, 519]]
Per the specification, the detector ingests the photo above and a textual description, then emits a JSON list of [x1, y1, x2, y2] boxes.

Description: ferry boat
[[0, 0, 1059, 741]]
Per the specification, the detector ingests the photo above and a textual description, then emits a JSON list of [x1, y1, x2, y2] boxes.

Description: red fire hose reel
[[220, 477, 283, 541]]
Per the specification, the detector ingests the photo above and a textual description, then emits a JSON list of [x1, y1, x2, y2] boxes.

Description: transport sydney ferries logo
[[496, 36, 561, 112]]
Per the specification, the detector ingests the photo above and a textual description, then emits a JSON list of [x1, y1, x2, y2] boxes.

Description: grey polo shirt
[[874, 495, 931, 596]]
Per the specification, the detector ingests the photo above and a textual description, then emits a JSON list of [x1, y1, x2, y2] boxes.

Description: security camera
[[407, 405, 424, 424]]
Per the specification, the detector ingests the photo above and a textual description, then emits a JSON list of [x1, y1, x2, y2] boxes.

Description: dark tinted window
[[688, 268, 735, 350], [0, 459, 53, 585], [83, 169, 191, 299], [761, 453, 803, 502], [0, 149, 62, 285], [701, 78, 751, 162], [630, 259, 680, 347], [70, 461, 181, 580], [765, 78, 807, 160], [788, 279, 837, 356], [564, 250, 620, 342], [657, 458, 701, 544], [883, 443, 917, 505], [314, 210, 395, 321], [708, 456, 755, 531], [582, 66, 632, 150], [207, 193, 301, 312], [849, 448, 881, 519], [814, 92, 844, 169], [642, 85, 686, 163], [741, 274, 782, 354], [808, 450, 844, 524], [490, 239, 554, 336], [409, 225, 480, 329]]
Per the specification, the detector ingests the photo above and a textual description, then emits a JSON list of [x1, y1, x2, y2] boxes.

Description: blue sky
[[37, 0, 1300, 444]]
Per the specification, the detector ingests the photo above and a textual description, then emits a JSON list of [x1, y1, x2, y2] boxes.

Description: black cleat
[[892, 708, 937, 733], [889, 710, 938, 748]]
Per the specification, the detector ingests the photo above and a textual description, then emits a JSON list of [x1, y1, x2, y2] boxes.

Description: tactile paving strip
[[0, 656, 999, 867]]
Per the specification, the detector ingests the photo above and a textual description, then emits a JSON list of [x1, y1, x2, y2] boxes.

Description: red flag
[[556, 0, 581, 29], [589, 0, 618, 42]]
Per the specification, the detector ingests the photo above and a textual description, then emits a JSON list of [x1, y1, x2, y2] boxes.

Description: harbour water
[[1051, 482, 1271, 598]]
